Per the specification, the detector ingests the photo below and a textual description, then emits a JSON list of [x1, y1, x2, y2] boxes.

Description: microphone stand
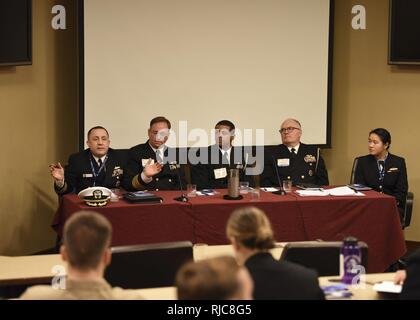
[[173, 164, 188, 202], [272, 156, 286, 195]]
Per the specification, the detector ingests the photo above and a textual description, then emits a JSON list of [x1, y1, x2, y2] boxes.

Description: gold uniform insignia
[[112, 166, 124, 177], [304, 155, 317, 163]]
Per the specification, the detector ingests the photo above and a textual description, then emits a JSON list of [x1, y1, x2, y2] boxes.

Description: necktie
[[378, 160, 385, 180], [290, 148, 297, 165], [156, 150, 163, 163], [222, 151, 230, 165], [94, 158, 105, 186]]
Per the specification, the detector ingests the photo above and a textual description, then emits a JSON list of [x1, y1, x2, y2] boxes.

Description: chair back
[[279, 241, 368, 276], [349, 157, 360, 184], [105, 241, 193, 289]]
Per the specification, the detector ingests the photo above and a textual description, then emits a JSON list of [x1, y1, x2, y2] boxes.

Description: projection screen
[[81, 0, 333, 149]]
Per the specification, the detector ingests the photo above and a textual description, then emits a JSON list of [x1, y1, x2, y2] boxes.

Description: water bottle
[[340, 236, 362, 285]]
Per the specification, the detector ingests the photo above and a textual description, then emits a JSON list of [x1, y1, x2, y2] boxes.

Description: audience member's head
[[226, 206, 275, 264], [176, 256, 253, 300], [61, 211, 112, 277]]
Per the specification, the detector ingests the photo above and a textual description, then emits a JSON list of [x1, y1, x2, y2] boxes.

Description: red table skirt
[[52, 189, 406, 273]]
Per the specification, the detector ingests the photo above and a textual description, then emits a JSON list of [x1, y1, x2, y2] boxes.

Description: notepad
[[123, 191, 163, 203]]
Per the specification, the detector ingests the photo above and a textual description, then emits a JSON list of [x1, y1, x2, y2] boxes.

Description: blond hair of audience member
[[20, 211, 142, 300], [226, 206, 324, 300], [176, 256, 253, 300], [226, 207, 275, 265]]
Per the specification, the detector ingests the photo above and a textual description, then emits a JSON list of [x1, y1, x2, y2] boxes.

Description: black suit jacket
[[123, 141, 187, 191], [190, 145, 254, 190], [354, 153, 408, 207], [400, 249, 420, 300], [245, 252, 325, 300], [55, 148, 126, 195], [261, 143, 329, 187]]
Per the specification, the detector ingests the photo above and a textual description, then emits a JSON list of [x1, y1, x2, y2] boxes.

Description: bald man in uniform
[[261, 119, 329, 187]]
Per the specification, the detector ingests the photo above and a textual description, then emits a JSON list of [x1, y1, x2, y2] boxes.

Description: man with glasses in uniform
[[261, 118, 329, 187]]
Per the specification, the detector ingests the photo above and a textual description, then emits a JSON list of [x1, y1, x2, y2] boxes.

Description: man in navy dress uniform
[[261, 118, 329, 187], [49, 126, 126, 194]]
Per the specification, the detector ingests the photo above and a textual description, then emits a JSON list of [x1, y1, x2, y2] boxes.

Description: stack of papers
[[123, 191, 163, 203], [296, 189, 329, 197], [329, 186, 365, 196], [373, 281, 402, 294], [296, 186, 365, 197]]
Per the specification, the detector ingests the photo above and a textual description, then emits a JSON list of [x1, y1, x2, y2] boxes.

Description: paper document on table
[[296, 190, 329, 197], [295, 186, 365, 197], [373, 281, 402, 294], [328, 186, 365, 196]]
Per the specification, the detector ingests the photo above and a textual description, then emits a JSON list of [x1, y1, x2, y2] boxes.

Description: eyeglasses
[[279, 127, 300, 134]]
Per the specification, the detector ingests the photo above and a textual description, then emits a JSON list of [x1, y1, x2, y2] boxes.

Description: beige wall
[[323, 0, 420, 241], [83, 0, 331, 148], [0, 0, 78, 255], [1, 0, 418, 256]]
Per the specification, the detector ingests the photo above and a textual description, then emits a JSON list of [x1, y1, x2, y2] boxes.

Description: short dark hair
[[369, 128, 391, 149], [150, 116, 171, 129], [63, 211, 112, 270], [176, 256, 241, 300], [87, 126, 109, 139], [215, 120, 235, 132]]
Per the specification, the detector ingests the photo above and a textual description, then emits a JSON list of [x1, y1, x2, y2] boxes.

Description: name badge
[[142, 159, 155, 167], [83, 173, 93, 178], [214, 168, 228, 179], [277, 159, 290, 167]]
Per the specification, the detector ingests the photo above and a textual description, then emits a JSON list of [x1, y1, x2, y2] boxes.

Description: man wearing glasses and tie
[[123, 116, 186, 191], [49, 126, 125, 194], [261, 118, 329, 187]]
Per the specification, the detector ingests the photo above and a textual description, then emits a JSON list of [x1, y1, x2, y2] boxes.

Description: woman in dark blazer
[[354, 128, 408, 217], [226, 207, 324, 300]]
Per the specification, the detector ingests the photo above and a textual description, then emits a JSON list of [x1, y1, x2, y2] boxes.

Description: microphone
[[170, 162, 188, 202], [272, 156, 286, 196], [242, 152, 249, 178]]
